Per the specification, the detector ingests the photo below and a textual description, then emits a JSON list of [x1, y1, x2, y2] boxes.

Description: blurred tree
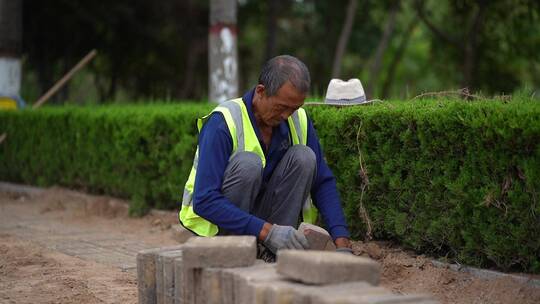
[[18, 0, 540, 102], [331, 0, 358, 78], [264, 0, 280, 61], [237, 0, 383, 95], [414, 0, 540, 93], [365, 0, 400, 98], [380, 16, 418, 99], [23, 0, 209, 103]]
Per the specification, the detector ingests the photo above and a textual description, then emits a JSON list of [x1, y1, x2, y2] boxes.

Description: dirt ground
[[0, 187, 539, 304], [0, 234, 137, 304]]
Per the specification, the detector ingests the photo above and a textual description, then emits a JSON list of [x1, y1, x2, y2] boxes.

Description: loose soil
[[0, 187, 539, 304]]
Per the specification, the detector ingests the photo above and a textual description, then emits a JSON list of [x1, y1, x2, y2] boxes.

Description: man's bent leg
[[221, 151, 263, 213], [255, 145, 317, 227]]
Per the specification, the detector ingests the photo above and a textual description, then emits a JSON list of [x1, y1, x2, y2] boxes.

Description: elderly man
[[179, 55, 351, 260]]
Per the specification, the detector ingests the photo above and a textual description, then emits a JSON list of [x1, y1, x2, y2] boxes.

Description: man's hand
[[263, 224, 309, 254]]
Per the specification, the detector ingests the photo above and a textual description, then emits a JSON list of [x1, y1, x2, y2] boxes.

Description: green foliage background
[[1, 99, 539, 272]]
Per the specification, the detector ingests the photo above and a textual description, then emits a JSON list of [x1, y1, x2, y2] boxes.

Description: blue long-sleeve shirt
[[191, 89, 350, 240]]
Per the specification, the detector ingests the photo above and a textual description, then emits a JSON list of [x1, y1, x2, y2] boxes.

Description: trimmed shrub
[[306, 99, 540, 273], [0, 103, 213, 210], [1, 99, 539, 272]]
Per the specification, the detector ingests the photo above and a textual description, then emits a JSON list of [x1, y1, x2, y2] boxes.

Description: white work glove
[[263, 224, 309, 254]]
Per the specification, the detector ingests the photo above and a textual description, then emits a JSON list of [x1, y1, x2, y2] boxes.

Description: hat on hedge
[[324, 78, 367, 105]]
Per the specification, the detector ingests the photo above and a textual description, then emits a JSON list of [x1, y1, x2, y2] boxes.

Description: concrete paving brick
[[228, 264, 355, 304], [136, 249, 159, 304], [297, 282, 383, 303], [255, 278, 387, 304], [251, 281, 298, 304], [157, 250, 184, 304], [171, 224, 195, 244], [136, 246, 183, 304], [172, 236, 256, 304], [173, 254, 185, 304], [237, 281, 287, 304], [216, 268, 236, 304], [298, 222, 336, 251], [309, 284, 393, 304], [182, 236, 256, 268], [199, 268, 224, 304], [312, 290, 438, 304], [181, 268, 202, 304], [357, 294, 438, 304], [220, 263, 281, 304], [241, 277, 367, 304], [276, 250, 380, 285], [173, 253, 200, 304]]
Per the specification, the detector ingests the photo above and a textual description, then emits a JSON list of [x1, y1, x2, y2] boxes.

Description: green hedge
[[0, 103, 213, 214], [306, 99, 540, 273], [1, 99, 539, 272]]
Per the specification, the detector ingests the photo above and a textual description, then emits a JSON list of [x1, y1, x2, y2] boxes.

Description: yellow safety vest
[[179, 98, 318, 236]]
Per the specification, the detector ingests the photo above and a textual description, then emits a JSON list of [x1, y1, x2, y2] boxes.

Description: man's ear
[[255, 84, 266, 96]]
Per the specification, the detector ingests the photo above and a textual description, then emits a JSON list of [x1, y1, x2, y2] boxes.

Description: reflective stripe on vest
[[179, 98, 318, 236]]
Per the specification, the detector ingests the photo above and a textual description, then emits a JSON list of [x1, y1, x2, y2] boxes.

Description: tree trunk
[[265, 0, 279, 61], [179, 38, 206, 99], [209, 0, 238, 103], [462, 2, 487, 90], [381, 18, 418, 99], [331, 0, 358, 78], [366, 1, 399, 99], [0, 0, 22, 98], [415, 0, 487, 92]]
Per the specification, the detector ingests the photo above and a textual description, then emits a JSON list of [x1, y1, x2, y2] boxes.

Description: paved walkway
[[1, 220, 146, 272], [0, 183, 178, 272]]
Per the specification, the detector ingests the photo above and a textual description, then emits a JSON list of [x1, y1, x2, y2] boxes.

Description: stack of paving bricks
[[137, 234, 438, 304]]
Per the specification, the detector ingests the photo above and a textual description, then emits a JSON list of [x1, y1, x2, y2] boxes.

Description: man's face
[[255, 81, 305, 127]]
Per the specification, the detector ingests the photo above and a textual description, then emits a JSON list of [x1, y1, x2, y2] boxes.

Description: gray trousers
[[221, 145, 317, 231]]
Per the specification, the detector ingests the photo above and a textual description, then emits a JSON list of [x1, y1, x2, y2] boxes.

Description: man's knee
[[225, 151, 263, 181], [287, 145, 316, 172]]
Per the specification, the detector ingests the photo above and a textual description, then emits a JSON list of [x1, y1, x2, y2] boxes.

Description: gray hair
[[258, 55, 311, 96]]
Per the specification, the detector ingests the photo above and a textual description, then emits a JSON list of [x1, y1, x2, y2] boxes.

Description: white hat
[[325, 78, 367, 105]]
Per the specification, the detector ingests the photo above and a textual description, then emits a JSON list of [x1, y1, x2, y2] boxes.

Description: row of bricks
[[137, 235, 437, 304]]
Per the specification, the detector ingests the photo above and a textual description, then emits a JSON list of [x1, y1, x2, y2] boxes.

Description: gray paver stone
[[182, 236, 256, 268], [251, 281, 298, 304], [171, 225, 195, 244], [310, 284, 393, 304], [356, 293, 438, 304], [299, 282, 383, 303], [173, 236, 256, 304], [199, 268, 224, 304], [157, 250, 184, 304], [173, 255, 185, 304], [262, 278, 386, 304], [221, 264, 281, 304], [137, 245, 183, 304], [277, 250, 380, 285], [311, 288, 438, 304], [173, 254, 200, 304], [298, 222, 336, 251], [269, 280, 326, 304]]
